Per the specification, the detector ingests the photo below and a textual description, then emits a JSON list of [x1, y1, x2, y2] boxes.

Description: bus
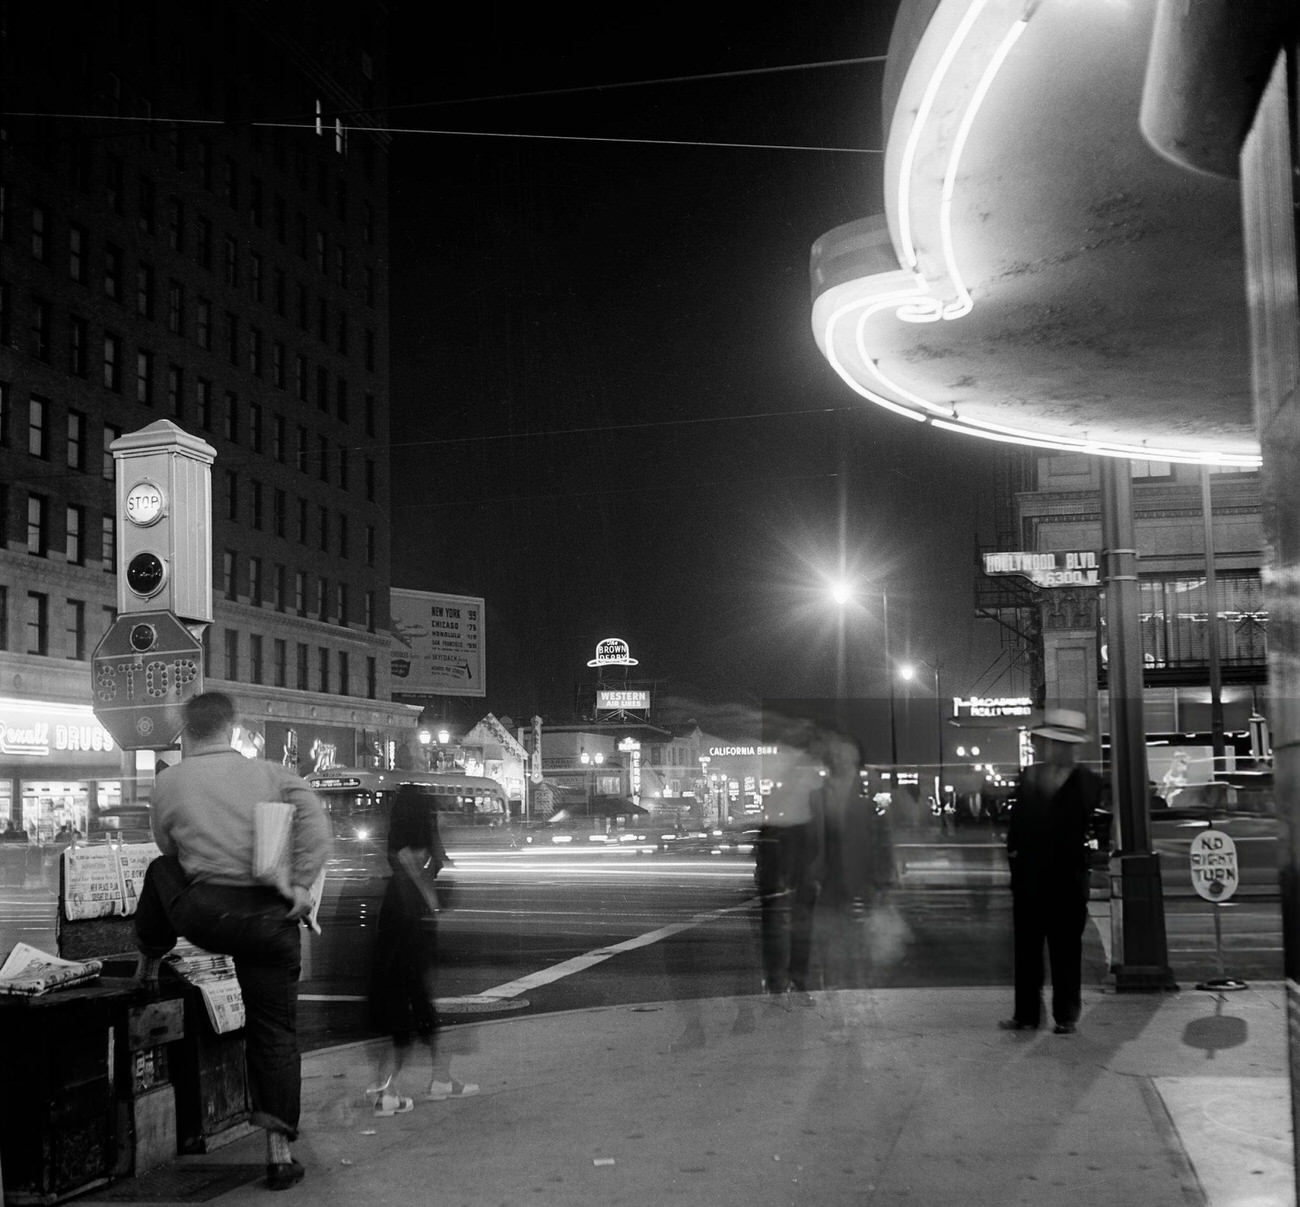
[[306, 767, 509, 843]]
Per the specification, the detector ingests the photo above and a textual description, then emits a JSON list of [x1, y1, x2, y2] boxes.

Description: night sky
[[387, 2, 1011, 740]]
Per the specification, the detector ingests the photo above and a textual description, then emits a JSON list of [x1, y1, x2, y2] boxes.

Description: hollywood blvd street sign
[[91, 611, 204, 749], [983, 550, 1100, 588]]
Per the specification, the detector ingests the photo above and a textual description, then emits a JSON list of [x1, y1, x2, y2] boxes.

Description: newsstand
[[0, 982, 127, 1204]]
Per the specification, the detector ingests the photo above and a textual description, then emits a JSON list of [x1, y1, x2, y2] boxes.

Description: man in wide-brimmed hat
[[998, 708, 1102, 1036]]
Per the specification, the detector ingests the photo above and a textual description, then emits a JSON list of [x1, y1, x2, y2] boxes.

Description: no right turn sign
[[1189, 829, 1239, 902]]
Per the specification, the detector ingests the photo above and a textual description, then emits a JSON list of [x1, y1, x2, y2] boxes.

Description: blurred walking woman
[[367, 783, 477, 1113]]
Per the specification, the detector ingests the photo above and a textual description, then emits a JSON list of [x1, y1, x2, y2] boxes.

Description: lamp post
[[900, 659, 944, 809], [829, 579, 897, 772], [580, 749, 604, 811]]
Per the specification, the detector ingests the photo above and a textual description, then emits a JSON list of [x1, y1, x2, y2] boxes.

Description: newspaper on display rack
[[61, 842, 162, 920], [166, 941, 245, 1033], [0, 942, 103, 997]]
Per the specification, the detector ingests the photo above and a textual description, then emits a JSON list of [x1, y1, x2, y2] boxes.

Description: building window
[[137, 176, 155, 234], [222, 235, 238, 286], [273, 488, 286, 537], [224, 393, 238, 443], [336, 378, 348, 423], [67, 410, 85, 470], [196, 378, 212, 429], [104, 243, 122, 300], [249, 634, 264, 685], [318, 504, 329, 551], [295, 355, 308, 402], [69, 315, 88, 376], [318, 436, 329, 482], [250, 252, 263, 303], [26, 592, 48, 655], [101, 515, 115, 571], [69, 224, 86, 282], [318, 577, 329, 622], [196, 297, 211, 349], [167, 364, 184, 417], [273, 564, 285, 611], [136, 262, 154, 318], [318, 646, 330, 693], [224, 629, 238, 679], [338, 651, 350, 696], [316, 364, 328, 409], [273, 415, 285, 462], [296, 642, 309, 690], [272, 342, 285, 389], [102, 424, 120, 481], [336, 583, 349, 626], [224, 470, 237, 521], [0, 587, 8, 651], [274, 638, 287, 687], [106, 154, 124, 213], [365, 590, 375, 632], [30, 298, 51, 362], [30, 203, 47, 262], [222, 550, 236, 600], [27, 494, 47, 555], [136, 350, 154, 405], [167, 280, 184, 334], [196, 216, 212, 269], [296, 426, 308, 472], [296, 497, 308, 543], [338, 514, 349, 557], [366, 655, 376, 699], [249, 401, 263, 453], [65, 505, 83, 564], [295, 571, 307, 617], [249, 326, 262, 377], [248, 556, 262, 607], [66, 599, 86, 660], [167, 197, 184, 251], [250, 480, 263, 529], [103, 334, 122, 390], [28, 395, 47, 457], [222, 312, 237, 364]]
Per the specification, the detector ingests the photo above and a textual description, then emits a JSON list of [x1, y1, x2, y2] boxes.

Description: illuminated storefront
[[0, 697, 129, 841]]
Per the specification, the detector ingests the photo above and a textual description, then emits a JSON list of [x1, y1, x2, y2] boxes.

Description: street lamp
[[828, 579, 897, 772], [900, 659, 944, 808], [580, 749, 604, 809]]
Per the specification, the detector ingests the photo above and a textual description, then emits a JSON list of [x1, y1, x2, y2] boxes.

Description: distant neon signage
[[598, 690, 650, 711], [953, 696, 1033, 719], [587, 638, 638, 668]]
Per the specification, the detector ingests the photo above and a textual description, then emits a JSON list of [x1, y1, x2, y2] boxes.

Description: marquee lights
[[812, 0, 1264, 469]]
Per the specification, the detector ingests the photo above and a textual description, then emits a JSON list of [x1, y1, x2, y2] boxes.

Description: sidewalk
[[102, 983, 1293, 1207]]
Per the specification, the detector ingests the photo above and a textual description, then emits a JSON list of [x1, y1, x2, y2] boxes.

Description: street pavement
[[87, 981, 1291, 1207]]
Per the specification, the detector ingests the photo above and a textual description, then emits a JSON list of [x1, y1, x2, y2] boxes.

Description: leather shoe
[[266, 1159, 305, 1191], [997, 1018, 1037, 1031], [1053, 1022, 1077, 1035]]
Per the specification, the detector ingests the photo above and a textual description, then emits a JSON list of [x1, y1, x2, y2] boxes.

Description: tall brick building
[[0, 1, 415, 838]]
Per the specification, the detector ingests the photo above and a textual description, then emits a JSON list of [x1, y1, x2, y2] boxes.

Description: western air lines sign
[[983, 550, 1100, 588]]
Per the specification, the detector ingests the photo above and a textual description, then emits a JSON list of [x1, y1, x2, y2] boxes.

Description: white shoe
[[426, 1078, 479, 1101]]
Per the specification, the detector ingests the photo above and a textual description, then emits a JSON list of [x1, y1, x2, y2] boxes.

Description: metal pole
[[883, 588, 898, 771], [934, 663, 945, 806], [1200, 466, 1227, 774], [1101, 457, 1173, 991]]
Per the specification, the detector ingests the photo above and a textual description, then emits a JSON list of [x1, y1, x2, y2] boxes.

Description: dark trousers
[[756, 822, 819, 992], [1011, 886, 1086, 1027], [135, 855, 304, 1138]]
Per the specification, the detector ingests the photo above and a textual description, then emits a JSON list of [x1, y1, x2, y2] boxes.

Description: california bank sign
[[0, 699, 116, 758]]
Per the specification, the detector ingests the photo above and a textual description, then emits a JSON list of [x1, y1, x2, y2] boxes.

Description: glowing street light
[[899, 658, 944, 807], [828, 579, 897, 770]]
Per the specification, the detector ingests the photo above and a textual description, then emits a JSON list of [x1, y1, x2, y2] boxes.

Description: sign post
[[1189, 828, 1247, 991]]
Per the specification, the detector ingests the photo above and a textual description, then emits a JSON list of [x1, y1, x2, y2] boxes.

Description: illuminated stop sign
[[91, 610, 204, 749]]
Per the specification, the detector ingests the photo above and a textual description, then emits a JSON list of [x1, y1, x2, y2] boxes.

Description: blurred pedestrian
[[999, 709, 1101, 1035], [755, 733, 826, 1004], [367, 782, 477, 1113], [134, 691, 329, 1190]]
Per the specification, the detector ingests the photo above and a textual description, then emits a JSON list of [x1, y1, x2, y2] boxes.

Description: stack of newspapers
[[166, 941, 245, 1034], [0, 943, 103, 997]]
